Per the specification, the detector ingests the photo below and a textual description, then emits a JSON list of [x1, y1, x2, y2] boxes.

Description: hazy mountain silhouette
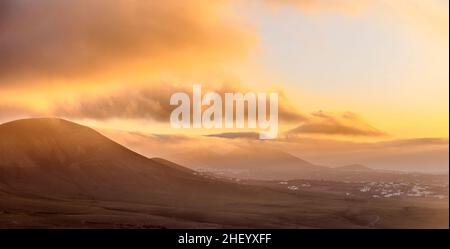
[[335, 164, 372, 171], [182, 146, 329, 179], [105, 129, 449, 175]]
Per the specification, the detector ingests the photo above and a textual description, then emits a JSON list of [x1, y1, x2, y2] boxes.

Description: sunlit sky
[[236, 0, 449, 138], [0, 0, 448, 139]]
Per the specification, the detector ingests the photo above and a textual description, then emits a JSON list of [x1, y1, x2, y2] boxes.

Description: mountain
[[187, 147, 329, 180], [98, 129, 330, 180], [0, 118, 269, 204], [0, 118, 447, 228], [335, 164, 372, 171]]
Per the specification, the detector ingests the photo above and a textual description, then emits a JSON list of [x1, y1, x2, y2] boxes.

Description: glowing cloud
[[0, 0, 255, 84], [288, 111, 386, 137]]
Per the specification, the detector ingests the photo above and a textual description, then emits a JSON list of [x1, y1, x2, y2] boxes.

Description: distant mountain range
[[102, 127, 449, 177], [335, 164, 372, 171]]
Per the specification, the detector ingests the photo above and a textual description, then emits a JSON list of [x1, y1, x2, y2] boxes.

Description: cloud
[[1, 83, 376, 137], [205, 132, 260, 140], [195, 111, 385, 139], [266, 0, 449, 37], [266, 0, 371, 15], [288, 111, 386, 137], [52, 83, 306, 123], [0, 103, 39, 120], [53, 83, 180, 122], [0, 0, 255, 83], [374, 137, 449, 148]]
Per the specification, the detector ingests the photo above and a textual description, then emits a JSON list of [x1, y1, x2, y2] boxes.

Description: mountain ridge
[[0, 118, 269, 205]]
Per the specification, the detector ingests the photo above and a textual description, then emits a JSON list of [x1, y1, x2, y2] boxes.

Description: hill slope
[[0, 118, 266, 204]]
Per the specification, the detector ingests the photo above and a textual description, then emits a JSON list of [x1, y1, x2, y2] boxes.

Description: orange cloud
[[266, 0, 370, 15], [0, 0, 255, 84], [0, 104, 35, 120], [266, 0, 449, 37], [205, 132, 260, 140], [52, 83, 305, 123], [288, 111, 386, 137]]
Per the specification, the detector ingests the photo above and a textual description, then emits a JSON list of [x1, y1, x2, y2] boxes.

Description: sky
[[0, 0, 448, 140]]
